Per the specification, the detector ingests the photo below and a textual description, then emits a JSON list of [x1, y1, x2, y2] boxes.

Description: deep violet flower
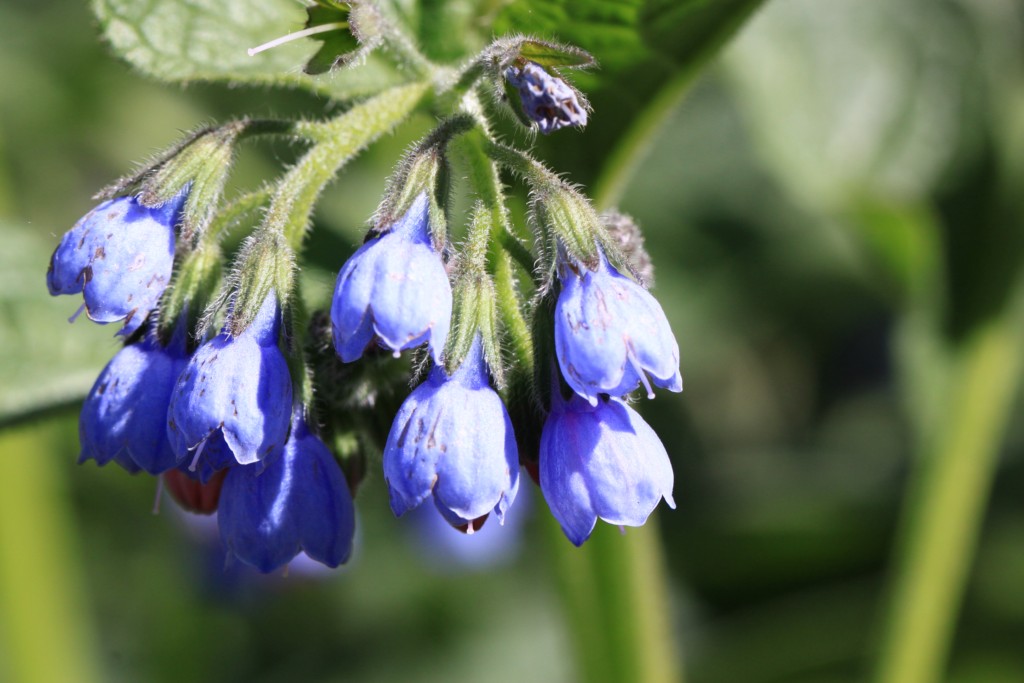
[[330, 192, 452, 364], [505, 61, 588, 134]]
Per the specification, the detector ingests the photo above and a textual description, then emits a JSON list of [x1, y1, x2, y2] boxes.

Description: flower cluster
[[49, 12, 684, 572]]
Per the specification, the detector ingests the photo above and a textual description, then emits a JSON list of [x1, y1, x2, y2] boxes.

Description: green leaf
[[721, 0, 982, 212], [845, 197, 941, 308], [92, 0, 406, 100], [0, 221, 118, 425]]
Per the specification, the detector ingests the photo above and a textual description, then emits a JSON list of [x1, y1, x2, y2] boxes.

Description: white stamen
[[152, 476, 164, 515], [189, 438, 208, 472], [627, 349, 654, 399], [247, 22, 348, 57], [68, 302, 87, 324]]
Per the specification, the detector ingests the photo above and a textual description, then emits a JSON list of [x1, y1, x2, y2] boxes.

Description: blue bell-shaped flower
[[330, 192, 452, 364], [383, 337, 519, 526], [167, 292, 293, 475], [80, 332, 189, 474], [539, 392, 675, 546], [554, 249, 682, 405], [218, 411, 355, 572], [47, 194, 184, 335]]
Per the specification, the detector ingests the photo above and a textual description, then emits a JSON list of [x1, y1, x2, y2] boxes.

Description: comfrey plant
[[46, 1, 682, 571]]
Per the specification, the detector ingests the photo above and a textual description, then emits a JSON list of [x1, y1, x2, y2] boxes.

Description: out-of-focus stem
[[543, 516, 681, 683], [0, 423, 102, 683], [874, 308, 1024, 683]]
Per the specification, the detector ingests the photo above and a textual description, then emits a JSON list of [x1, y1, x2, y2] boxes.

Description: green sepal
[[157, 243, 223, 349], [445, 271, 503, 387], [375, 119, 477, 250], [225, 230, 295, 337], [486, 35, 595, 72], [387, 151, 448, 246], [94, 126, 213, 202], [502, 76, 536, 130], [148, 134, 238, 243], [534, 183, 603, 274], [102, 123, 254, 244], [530, 289, 558, 412], [516, 39, 596, 70]]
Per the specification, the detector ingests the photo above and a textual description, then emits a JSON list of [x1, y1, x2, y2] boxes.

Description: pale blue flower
[[555, 250, 682, 404], [383, 337, 519, 526], [330, 192, 451, 363], [540, 392, 675, 546], [167, 293, 292, 475], [47, 194, 183, 335]]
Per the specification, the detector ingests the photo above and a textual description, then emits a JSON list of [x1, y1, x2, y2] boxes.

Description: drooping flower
[[539, 392, 675, 546], [79, 332, 189, 475], [167, 292, 293, 475], [505, 61, 588, 134], [218, 411, 355, 572], [383, 337, 519, 527], [47, 194, 184, 335], [555, 249, 682, 405], [330, 192, 452, 364]]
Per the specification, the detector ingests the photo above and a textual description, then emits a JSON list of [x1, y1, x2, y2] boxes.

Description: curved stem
[[874, 304, 1024, 683], [268, 81, 431, 251], [206, 186, 274, 243]]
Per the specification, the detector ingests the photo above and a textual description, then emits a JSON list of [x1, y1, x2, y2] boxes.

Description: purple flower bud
[[167, 293, 293, 475], [555, 250, 682, 405], [505, 61, 588, 135], [383, 337, 519, 526], [218, 413, 355, 572], [80, 333, 189, 475], [540, 393, 675, 546], [330, 192, 452, 364], [47, 195, 184, 335]]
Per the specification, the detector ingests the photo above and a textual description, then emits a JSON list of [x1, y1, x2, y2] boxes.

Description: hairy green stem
[[206, 186, 274, 243], [459, 128, 533, 367], [270, 81, 431, 251], [874, 305, 1024, 683]]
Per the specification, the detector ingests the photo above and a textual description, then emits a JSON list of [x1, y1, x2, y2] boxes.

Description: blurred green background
[[2, 0, 1024, 682]]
